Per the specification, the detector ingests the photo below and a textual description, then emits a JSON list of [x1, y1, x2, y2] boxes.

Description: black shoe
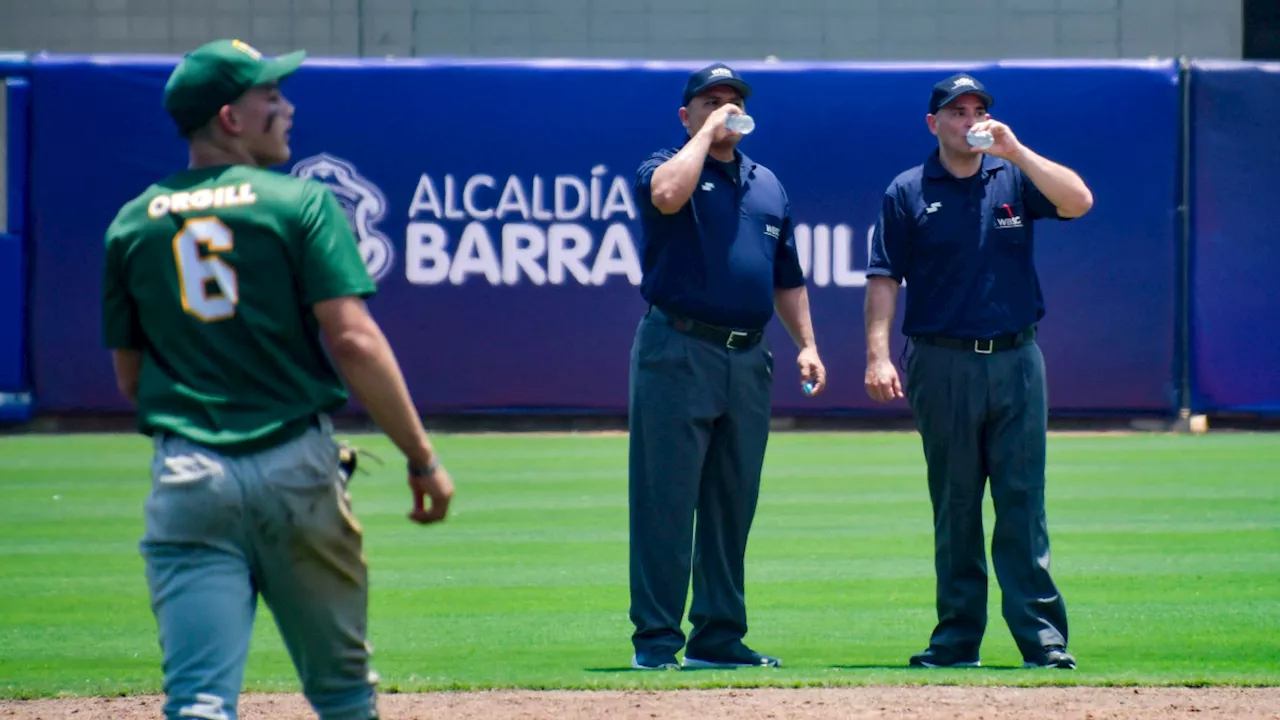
[[1023, 645, 1076, 669], [908, 646, 981, 668], [682, 645, 780, 669], [631, 652, 680, 671]]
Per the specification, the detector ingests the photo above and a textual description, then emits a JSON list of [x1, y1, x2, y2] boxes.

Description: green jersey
[[101, 164, 376, 454]]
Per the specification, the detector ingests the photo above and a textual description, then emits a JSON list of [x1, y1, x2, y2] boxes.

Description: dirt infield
[[3, 687, 1279, 720]]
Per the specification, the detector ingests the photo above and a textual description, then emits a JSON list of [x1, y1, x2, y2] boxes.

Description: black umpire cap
[[682, 63, 752, 106], [929, 73, 995, 114]]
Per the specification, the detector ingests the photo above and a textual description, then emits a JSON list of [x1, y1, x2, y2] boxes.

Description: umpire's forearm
[[864, 276, 899, 363], [774, 285, 816, 350], [329, 328, 438, 468], [649, 132, 713, 214], [1009, 145, 1093, 218]]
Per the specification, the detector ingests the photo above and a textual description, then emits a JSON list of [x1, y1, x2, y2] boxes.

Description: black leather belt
[[651, 306, 764, 351], [912, 326, 1036, 354]]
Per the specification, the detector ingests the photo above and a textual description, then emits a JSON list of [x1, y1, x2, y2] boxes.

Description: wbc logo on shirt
[[995, 203, 1023, 229]]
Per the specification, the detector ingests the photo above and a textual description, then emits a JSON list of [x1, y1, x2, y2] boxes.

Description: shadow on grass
[[831, 664, 1026, 671], [580, 664, 1031, 674]]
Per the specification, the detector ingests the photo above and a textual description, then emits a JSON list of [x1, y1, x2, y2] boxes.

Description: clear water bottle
[[966, 128, 993, 149], [725, 114, 755, 135]]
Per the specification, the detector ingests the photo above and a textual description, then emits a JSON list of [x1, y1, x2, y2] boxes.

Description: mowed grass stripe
[[0, 432, 1276, 697]]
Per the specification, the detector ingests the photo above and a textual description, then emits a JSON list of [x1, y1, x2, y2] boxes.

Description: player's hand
[[797, 346, 827, 396], [968, 117, 1022, 160], [699, 103, 744, 143], [865, 358, 904, 403], [408, 464, 454, 525]]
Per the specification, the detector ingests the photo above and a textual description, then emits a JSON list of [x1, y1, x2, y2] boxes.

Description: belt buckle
[[974, 339, 994, 355], [726, 330, 749, 349]]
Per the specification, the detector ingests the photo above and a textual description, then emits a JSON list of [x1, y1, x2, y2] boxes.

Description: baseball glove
[[337, 441, 383, 489]]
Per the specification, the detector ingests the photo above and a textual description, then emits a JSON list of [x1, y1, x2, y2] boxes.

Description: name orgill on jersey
[[147, 184, 259, 218]]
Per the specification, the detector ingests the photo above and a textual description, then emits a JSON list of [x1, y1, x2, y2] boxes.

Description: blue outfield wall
[[1187, 61, 1280, 415], [20, 55, 1185, 417], [1, 56, 32, 421], [2, 54, 1273, 418]]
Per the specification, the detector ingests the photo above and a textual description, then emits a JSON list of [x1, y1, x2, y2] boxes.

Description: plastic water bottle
[[966, 128, 994, 150], [725, 114, 755, 135]]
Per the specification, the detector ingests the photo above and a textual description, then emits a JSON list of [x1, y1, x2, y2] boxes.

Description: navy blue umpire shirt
[[868, 150, 1071, 339], [634, 144, 805, 330]]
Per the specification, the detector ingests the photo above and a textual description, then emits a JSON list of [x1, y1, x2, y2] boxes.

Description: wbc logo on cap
[[710, 67, 732, 78], [953, 76, 977, 89]]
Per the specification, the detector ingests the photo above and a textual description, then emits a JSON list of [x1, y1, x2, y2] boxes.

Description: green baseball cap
[[163, 38, 306, 136]]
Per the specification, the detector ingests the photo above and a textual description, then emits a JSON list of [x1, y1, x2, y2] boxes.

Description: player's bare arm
[[314, 295, 454, 524], [111, 349, 142, 403], [774, 286, 826, 395], [649, 102, 741, 214], [969, 118, 1094, 218], [864, 275, 904, 403]]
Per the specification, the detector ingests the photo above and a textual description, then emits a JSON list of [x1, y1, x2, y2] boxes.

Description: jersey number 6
[[173, 217, 239, 322]]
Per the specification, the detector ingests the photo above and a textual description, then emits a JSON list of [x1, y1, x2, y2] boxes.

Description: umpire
[[864, 73, 1093, 670], [627, 63, 826, 671]]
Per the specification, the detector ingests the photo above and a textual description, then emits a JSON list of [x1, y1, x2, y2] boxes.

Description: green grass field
[[1, 431, 1277, 700]]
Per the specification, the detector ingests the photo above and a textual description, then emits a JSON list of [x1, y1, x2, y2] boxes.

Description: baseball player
[[864, 73, 1092, 670], [100, 39, 454, 720]]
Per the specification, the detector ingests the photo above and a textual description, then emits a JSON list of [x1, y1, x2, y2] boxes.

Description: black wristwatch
[[408, 459, 441, 477]]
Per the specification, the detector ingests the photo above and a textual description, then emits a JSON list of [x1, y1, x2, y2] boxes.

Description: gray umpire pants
[[628, 306, 774, 660], [904, 336, 1069, 661]]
